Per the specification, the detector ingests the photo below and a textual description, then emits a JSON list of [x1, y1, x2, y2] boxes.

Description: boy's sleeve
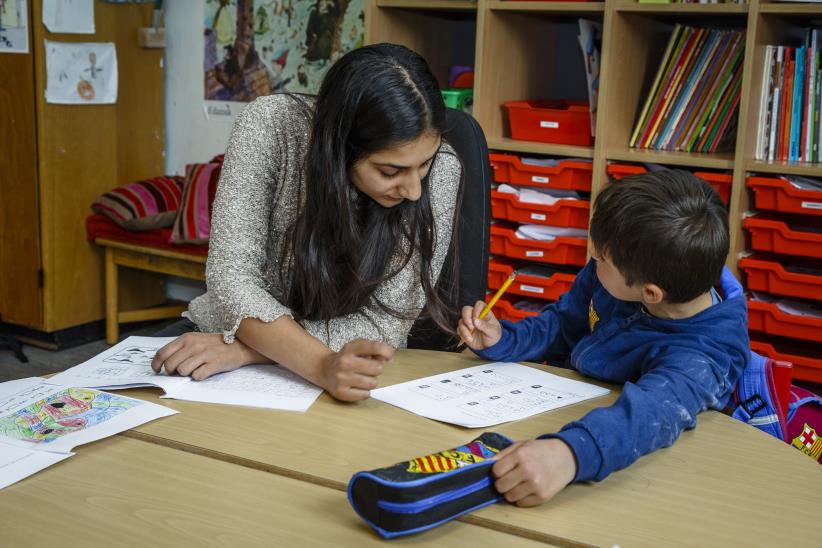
[[543, 347, 744, 482], [474, 260, 598, 364]]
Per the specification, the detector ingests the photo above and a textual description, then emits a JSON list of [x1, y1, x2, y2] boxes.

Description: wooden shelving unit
[[365, 0, 822, 275]]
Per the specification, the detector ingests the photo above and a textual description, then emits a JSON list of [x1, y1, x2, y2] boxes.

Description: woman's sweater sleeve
[[201, 98, 295, 343]]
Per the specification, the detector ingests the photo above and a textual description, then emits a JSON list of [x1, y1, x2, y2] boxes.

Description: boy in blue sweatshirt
[[458, 170, 749, 507]]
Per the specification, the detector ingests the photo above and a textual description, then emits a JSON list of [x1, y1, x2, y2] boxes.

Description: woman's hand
[[457, 300, 502, 350], [319, 339, 394, 402], [151, 332, 265, 381]]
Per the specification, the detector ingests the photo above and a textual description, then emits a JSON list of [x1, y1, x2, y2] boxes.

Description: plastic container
[[743, 213, 822, 259], [747, 298, 822, 343], [491, 190, 590, 229], [441, 88, 473, 111], [488, 294, 541, 322], [489, 153, 592, 191], [750, 337, 822, 384], [738, 255, 822, 300], [487, 258, 577, 301], [504, 101, 593, 146], [747, 176, 822, 217], [606, 163, 732, 204], [490, 224, 588, 266]]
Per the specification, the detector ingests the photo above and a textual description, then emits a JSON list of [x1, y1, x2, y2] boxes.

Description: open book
[[51, 337, 323, 412]]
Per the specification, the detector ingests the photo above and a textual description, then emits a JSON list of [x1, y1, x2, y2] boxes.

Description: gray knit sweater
[[186, 94, 461, 350]]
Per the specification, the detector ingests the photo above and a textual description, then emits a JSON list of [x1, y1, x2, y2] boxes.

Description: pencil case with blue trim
[[347, 432, 513, 538]]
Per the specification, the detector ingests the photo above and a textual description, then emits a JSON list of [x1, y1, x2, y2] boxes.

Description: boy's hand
[[457, 300, 502, 350], [492, 439, 577, 507]]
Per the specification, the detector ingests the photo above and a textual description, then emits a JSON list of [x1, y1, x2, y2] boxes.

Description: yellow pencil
[[478, 270, 517, 320]]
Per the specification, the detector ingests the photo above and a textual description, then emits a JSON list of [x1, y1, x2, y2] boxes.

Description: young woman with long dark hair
[[150, 44, 462, 401]]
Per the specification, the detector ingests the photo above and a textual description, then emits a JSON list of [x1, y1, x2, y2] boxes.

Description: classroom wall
[[164, 0, 230, 301]]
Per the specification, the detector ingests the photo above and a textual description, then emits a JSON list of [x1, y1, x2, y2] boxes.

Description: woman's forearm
[[235, 316, 333, 387]]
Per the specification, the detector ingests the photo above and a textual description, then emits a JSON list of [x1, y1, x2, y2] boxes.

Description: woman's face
[[350, 132, 441, 208]]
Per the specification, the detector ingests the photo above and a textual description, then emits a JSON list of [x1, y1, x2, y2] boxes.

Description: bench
[[97, 238, 206, 344]]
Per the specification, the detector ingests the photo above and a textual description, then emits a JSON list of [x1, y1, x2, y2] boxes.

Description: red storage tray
[[488, 294, 540, 322], [491, 190, 590, 229], [747, 176, 822, 216], [747, 298, 822, 343], [489, 153, 592, 191], [739, 255, 822, 300], [751, 337, 822, 384], [743, 213, 822, 259], [504, 101, 593, 146], [607, 163, 732, 204], [487, 258, 576, 301], [490, 224, 588, 266]]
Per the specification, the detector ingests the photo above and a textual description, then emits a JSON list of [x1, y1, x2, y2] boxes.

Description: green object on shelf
[[441, 88, 474, 111]]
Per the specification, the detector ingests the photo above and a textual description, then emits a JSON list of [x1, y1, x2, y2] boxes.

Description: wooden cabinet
[[0, 1, 165, 343], [365, 0, 822, 273]]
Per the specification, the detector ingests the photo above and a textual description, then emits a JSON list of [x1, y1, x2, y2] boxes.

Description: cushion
[[86, 214, 208, 256], [170, 161, 222, 245], [91, 176, 185, 231]]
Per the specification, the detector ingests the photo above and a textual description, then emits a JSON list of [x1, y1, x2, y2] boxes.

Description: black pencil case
[[347, 432, 513, 538]]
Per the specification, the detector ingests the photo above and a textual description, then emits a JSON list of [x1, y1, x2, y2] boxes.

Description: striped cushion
[[91, 176, 186, 231], [170, 161, 222, 244]]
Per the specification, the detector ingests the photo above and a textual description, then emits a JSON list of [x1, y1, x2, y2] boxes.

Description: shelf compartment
[[750, 336, 822, 384], [748, 298, 822, 343], [375, 0, 478, 10], [487, 1, 605, 14], [744, 213, 822, 259], [490, 224, 588, 266], [615, 2, 748, 15], [488, 258, 577, 301], [739, 254, 822, 300], [491, 189, 590, 228], [489, 153, 593, 190], [488, 293, 542, 322], [606, 162, 732, 204], [747, 175, 822, 216]]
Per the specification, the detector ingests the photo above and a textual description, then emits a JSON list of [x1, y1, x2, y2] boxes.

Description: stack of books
[[756, 30, 822, 163], [630, 25, 745, 153]]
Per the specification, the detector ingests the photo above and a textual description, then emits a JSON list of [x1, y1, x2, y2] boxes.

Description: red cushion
[[86, 214, 208, 256], [171, 162, 222, 245]]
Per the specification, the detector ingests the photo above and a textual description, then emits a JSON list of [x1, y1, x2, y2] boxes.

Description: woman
[[151, 44, 462, 402]]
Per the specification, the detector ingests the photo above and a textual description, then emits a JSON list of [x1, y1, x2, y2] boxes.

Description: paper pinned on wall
[[45, 40, 117, 104], [0, 0, 30, 54], [42, 0, 95, 34]]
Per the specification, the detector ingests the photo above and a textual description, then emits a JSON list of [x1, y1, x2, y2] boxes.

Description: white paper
[[515, 224, 588, 241], [372, 362, 610, 428], [497, 184, 579, 206], [0, 377, 176, 489], [52, 337, 324, 412], [751, 292, 822, 319], [0, 442, 72, 490], [42, 0, 94, 34], [0, 0, 29, 54], [45, 40, 117, 104]]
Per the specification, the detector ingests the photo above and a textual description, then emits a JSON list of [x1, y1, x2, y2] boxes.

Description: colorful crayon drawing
[[0, 388, 140, 444]]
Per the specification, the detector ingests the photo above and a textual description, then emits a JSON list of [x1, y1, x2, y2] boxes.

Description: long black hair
[[281, 43, 461, 335]]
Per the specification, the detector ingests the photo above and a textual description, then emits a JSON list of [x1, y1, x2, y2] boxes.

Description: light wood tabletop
[[0, 435, 547, 548], [113, 349, 822, 548]]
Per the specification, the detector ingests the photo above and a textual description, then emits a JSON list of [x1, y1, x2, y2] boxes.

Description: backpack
[[733, 351, 822, 464]]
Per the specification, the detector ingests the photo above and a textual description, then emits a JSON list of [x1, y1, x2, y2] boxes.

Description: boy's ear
[[642, 283, 665, 304]]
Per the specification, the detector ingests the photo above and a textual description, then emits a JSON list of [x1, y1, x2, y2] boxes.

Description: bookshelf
[[364, 0, 822, 276]]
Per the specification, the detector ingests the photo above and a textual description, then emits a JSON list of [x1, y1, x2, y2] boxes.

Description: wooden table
[[0, 436, 542, 547], [114, 349, 822, 547]]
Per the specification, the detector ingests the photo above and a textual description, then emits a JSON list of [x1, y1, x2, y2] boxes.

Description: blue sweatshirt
[[475, 260, 749, 482]]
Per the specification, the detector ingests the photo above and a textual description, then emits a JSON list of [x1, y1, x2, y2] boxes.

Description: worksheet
[[51, 337, 323, 412], [0, 377, 176, 489], [371, 362, 610, 428]]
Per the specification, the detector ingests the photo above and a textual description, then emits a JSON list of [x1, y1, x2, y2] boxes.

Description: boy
[[458, 170, 749, 507]]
